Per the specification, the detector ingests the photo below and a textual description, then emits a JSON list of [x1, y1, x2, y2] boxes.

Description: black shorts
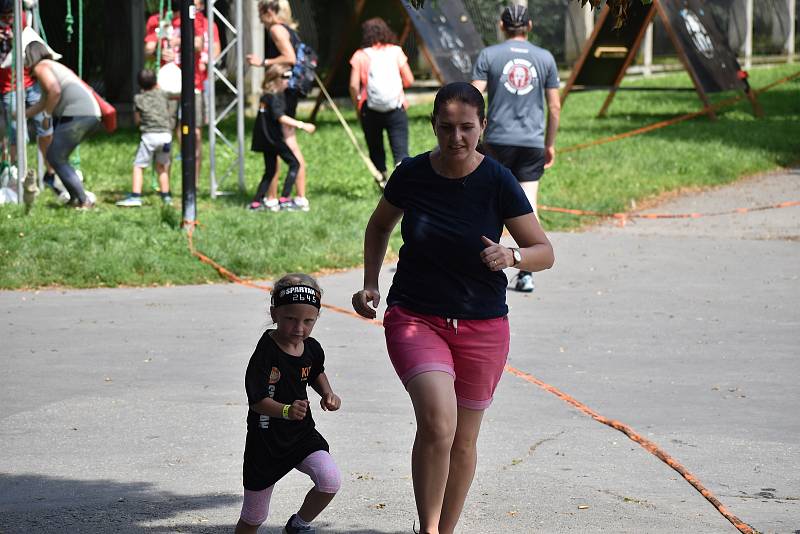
[[485, 144, 546, 183], [284, 88, 300, 118]]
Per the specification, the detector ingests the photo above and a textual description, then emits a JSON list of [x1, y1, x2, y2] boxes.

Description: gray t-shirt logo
[[501, 58, 538, 96]]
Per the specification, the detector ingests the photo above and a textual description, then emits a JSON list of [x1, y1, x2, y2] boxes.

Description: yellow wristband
[[282, 404, 290, 419]]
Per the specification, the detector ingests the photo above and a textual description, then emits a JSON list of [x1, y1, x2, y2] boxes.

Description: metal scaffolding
[[13, 0, 26, 203], [207, 0, 245, 198]]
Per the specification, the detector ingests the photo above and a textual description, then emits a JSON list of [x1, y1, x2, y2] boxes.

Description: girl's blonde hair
[[262, 64, 290, 94], [258, 0, 299, 30], [270, 273, 322, 305]]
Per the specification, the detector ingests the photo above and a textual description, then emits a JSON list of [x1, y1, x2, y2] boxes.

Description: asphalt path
[[1, 169, 798, 533]]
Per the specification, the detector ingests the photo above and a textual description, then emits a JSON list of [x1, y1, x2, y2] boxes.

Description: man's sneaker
[[279, 197, 298, 211], [264, 198, 280, 212], [116, 195, 142, 207], [283, 514, 315, 534], [514, 271, 535, 293], [293, 196, 310, 212], [247, 201, 264, 211]]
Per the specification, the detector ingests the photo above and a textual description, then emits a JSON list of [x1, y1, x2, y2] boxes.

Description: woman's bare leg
[[438, 407, 485, 534], [407, 371, 458, 534]]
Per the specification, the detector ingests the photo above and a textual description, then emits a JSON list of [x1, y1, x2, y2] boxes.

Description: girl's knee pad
[[239, 487, 272, 526], [300, 451, 341, 494], [316, 464, 342, 494]]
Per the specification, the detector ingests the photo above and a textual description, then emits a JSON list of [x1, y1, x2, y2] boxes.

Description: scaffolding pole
[[208, 0, 245, 198], [13, 0, 26, 203]]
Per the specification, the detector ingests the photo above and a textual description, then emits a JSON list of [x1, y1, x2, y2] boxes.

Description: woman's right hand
[[352, 288, 381, 319]]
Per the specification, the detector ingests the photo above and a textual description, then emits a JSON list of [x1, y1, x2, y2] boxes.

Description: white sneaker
[[293, 196, 310, 212], [115, 195, 142, 207], [514, 272, 535, 293], [264, 198, 280, 212]]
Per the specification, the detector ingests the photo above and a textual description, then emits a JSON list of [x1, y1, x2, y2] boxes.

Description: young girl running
[[249, 66, 315, 212], [236, 273, 341, 534]]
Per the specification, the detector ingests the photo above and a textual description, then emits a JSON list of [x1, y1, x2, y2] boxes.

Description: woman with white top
[[349, 17, 414, 184]]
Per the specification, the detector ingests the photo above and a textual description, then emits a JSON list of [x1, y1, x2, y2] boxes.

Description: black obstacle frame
[[309, 0, 484, 122], [561, 0, 763, 120]]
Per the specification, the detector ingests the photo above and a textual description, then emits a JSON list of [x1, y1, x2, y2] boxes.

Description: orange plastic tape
[[184, 225, 758, 533], [539, 199, 800, 222]]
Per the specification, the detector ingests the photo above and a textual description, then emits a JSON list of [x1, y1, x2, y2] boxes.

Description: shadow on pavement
[[0, 473, 410, 533], [0, 473, 238, 533]]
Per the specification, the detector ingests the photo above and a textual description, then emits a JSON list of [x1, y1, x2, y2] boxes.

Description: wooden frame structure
[[309, 0, 480, 121], [561, 0, 762, 120]]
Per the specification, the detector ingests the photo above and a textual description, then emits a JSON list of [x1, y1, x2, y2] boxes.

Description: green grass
[[1, 64, 798, 289]]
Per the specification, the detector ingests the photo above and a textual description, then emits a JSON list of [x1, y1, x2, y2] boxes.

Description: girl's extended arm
[[313, 372, 341, 411], [278, 114, 315, 133], [250, 396, 309, 421]]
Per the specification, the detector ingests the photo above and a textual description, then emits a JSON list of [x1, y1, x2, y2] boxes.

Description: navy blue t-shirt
[[383, 152, 533, 319]]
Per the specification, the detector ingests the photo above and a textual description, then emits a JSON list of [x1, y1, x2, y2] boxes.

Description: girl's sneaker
[[283, 514, 315, 534], [293, 196, 310, 212], [279, 197, 298, 211], [264, 198, 280, 212], [247, 201, 264, 211]]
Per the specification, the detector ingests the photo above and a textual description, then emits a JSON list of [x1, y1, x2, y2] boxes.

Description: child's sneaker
[[264, 198, 280, 212], [247, 201, 264, 211], [279, 197, 298, 211], [293, 196, 310, 212], [283, 514, 315, 534], [161, 194, 173, 206], [116, 195, 142, 207]]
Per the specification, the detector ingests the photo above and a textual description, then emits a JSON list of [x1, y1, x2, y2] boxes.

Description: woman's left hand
[[480, 235, 512, 271], [320, 392, 341, 411]]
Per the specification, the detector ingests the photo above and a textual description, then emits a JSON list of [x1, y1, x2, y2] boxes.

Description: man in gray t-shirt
[[472, 5, 561, 292]]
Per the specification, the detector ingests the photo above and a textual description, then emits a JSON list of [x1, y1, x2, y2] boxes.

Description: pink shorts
[[383, 305, 510, 410]]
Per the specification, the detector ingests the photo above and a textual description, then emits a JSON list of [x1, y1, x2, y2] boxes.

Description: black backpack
[[288, 41, 318, 97]]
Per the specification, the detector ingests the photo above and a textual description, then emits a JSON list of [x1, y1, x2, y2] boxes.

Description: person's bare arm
[[144, 40, 157, 59], [265, 24, 296, 67], [250, 397, 309, 421], [312, 372, 341, 411], [133, 110, 141, 127], [26, 63, 60, 117], [480, 213, 554, 273], [349, 66, 361, 108], [352, 198, 403, 319], [278, 115, 315, 133], [544, 87, 561, 169], [399, 62, 414, 88], [471, 79, 487, 93]]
